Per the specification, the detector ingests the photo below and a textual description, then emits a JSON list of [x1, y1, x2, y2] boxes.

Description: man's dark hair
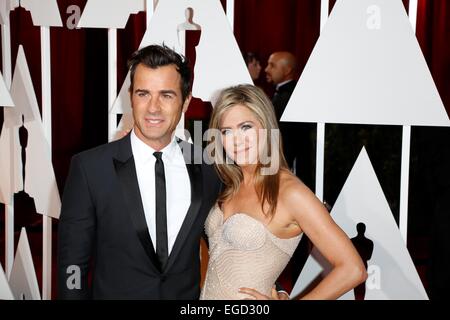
[[127, 44, 192, 102]]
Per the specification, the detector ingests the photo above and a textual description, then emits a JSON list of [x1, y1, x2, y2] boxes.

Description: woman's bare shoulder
[[278, 169, 318, 210]]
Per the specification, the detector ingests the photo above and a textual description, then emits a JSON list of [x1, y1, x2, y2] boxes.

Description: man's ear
[[182, 94, 192, 113]]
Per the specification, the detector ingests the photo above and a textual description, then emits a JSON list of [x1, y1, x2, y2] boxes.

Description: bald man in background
[[265, 52, 315, 191]]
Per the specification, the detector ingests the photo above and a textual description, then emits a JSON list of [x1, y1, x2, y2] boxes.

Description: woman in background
[[243, 52, 262, 82]]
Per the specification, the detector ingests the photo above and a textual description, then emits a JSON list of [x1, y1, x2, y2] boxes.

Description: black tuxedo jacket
[[272, 80, 300, 168], [272, 80, 297, 121], [57, 134, 222, 299]]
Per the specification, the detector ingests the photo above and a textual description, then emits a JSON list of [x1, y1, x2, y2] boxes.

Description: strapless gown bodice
[[200, 204, 302, 300]]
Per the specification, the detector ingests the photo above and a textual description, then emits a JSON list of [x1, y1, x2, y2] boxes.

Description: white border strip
[[2, 11, 14, 280], [399, 126, 411, 243], [226, 0, 234, 31], [40, 25, 53, 300], [316, 0, 329, 202], [320, 0, 329, 32], [107, 29, 117, 142], [409, 0, 418, 33], [399, 0, 418, 243]]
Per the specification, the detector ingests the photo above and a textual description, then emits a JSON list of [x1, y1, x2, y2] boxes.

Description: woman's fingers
[[271, 286, 281, 300]]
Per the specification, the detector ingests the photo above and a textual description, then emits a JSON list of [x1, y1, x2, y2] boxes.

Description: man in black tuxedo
[[57, 45, 222, 299], [265, 51, 315, 190]]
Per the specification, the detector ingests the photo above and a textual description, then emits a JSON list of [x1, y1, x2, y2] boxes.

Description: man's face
[[265, 54, 286, 85], [130, 63, 190, 150]]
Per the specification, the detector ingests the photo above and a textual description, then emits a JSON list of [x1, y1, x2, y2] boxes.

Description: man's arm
[[57, 155, 96, 299]]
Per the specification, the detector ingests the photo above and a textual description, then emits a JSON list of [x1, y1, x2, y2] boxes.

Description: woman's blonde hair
[[208, 84, 290, 219]]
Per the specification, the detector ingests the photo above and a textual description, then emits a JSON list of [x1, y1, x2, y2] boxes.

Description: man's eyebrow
[[133, 89, 178, 95], [160, 89, 178, 96], [134, 89, 149, 94]]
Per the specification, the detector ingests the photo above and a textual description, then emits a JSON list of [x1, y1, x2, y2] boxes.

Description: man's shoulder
[[279, 80, 297, 93], [72, 136, 126, 164]]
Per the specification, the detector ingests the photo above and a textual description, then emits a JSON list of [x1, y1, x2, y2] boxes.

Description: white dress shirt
[[131, 130, 191, 254]]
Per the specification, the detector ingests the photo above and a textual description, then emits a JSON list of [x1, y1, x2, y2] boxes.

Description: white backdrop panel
[[11, 0, 62, 27], [4, 46, 61, 218], [111, 0, 251, 116], [0, 71, 14, 106], [9, 228, 41, 300], [78, 0, 146, 29], [0, 0, 18, 25], [0, 263, 14, 300], [282, 0, 450, 126], [292, 147, 428, 300]]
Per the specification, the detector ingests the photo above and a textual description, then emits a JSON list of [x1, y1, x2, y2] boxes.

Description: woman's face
[[219, 104, 263, 167]]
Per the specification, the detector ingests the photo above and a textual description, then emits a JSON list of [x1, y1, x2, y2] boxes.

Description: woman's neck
[[241, 164, 258, 187]]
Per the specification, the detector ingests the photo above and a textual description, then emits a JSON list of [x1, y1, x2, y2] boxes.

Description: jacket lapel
[[113, 134, 161, 273], [164, 139, 203, 272]]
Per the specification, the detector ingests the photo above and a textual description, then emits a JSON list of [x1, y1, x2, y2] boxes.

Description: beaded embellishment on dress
[[200, 204, 302, 300]]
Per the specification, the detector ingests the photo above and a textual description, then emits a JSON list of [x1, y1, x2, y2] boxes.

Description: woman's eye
[[241, 124, 253, 131], [221, 129, 231, 135]]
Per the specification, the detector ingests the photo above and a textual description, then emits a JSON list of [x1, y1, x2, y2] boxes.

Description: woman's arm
[[285, 181, 367, 300]]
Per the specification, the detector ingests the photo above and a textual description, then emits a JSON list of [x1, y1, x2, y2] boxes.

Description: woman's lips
[[234, 147, 250, 154]]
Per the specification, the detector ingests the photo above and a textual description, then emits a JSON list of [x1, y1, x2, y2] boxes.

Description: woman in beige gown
[[200, 84, 367, 300]]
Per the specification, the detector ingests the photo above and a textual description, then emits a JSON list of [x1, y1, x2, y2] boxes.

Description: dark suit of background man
[[265, 51, 315, 190], [57, 45, 221, 299]]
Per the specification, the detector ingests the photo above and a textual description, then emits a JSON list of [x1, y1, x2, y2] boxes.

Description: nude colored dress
[[200, 204, 302, 300]]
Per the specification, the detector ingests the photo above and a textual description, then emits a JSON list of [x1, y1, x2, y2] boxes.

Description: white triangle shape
[[0, 52, 26, 204], [0, 45, 39, 205], [111, 0, 251, 116], [0, 263, 14, 300], [24, 120, 62, 218], [6, 46, 61, 218], [10, 46, 40, 124], [292, 147, 428, 300], [77, 0, 145, 29], [9, 228, 41, 300], [0, 71, 14, 107], [19, 0, 62, 27], [282, 0, 450, 127]]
